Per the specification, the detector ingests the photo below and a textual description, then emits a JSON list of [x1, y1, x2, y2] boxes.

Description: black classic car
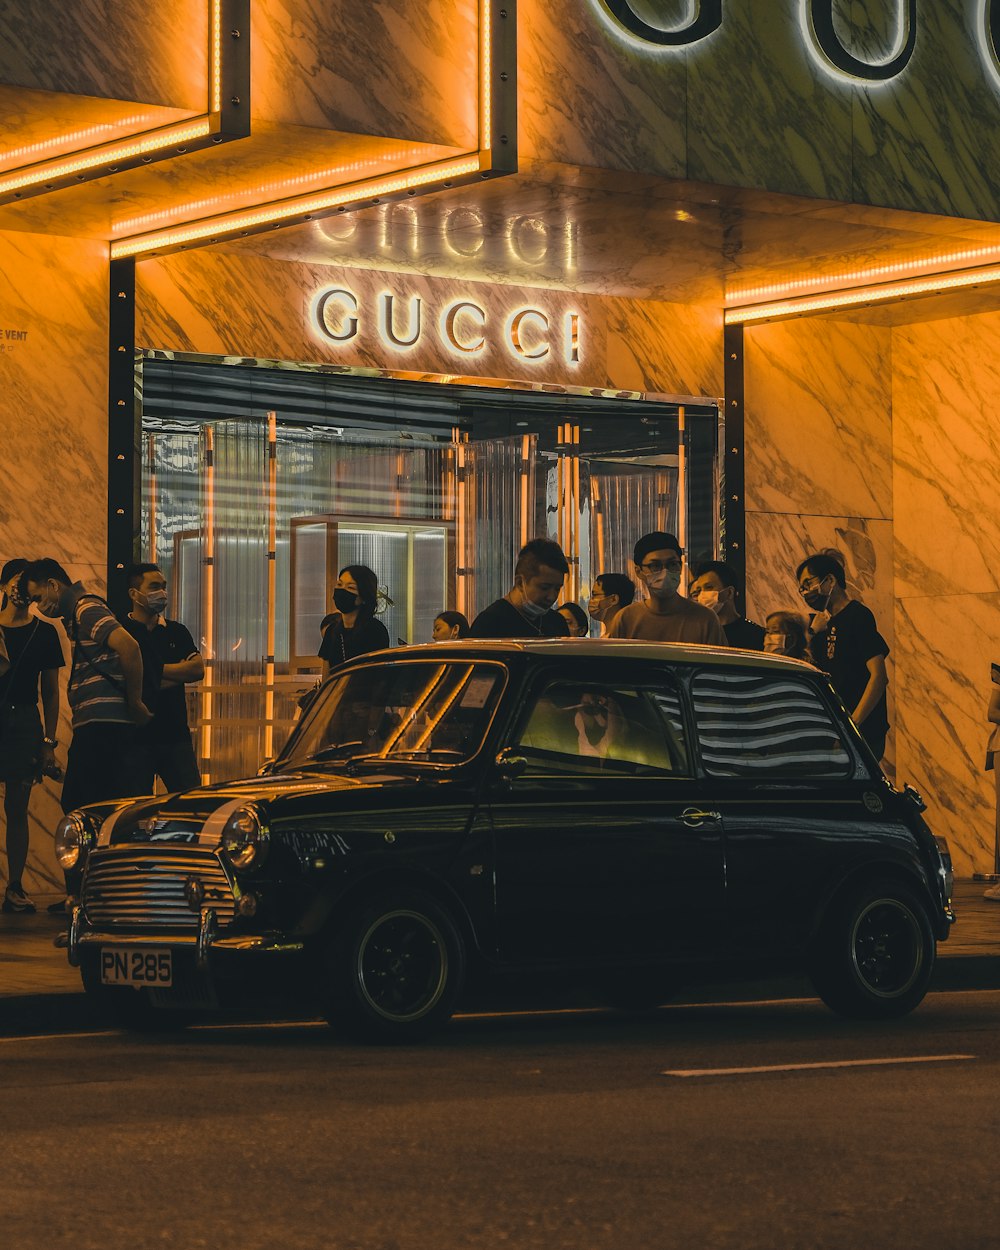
[[59, 640, 954, 1040]]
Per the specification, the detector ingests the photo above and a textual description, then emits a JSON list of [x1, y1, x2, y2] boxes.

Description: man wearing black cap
[[607, 531, 725, 645]]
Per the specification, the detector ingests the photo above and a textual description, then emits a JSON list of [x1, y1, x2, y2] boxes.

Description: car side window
[[691, 670, 853, 779], [516, 679, 688, 775]]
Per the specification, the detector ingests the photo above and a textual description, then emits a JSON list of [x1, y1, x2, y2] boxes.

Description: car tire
[[809, 878, 936, 1020], [80, 957, 194, 1032], [324, 890, 466, 1043]]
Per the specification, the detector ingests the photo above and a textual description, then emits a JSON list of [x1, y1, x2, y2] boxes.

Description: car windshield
[[278, 661, 506, 769]]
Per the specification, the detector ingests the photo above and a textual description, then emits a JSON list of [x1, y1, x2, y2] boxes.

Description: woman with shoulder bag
[[0, 559, 65, 913], [318, 564, 392, 678]]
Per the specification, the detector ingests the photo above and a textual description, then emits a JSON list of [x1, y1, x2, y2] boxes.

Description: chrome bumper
[[67, 905, 303, 970]]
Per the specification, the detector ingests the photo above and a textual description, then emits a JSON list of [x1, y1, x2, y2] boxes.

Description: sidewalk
[[1, 882, 998, 1034]]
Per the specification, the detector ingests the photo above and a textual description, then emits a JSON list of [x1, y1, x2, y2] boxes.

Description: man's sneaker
[[983, 883, 1000, 901], [2, 885, 37, 914]]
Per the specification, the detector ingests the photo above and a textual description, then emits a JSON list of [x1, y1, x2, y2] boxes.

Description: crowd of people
[[0, 558, 204, 914], [3, 529, 997, 910]]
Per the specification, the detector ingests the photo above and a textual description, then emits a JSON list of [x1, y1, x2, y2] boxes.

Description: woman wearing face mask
[[0, 559, 65, 913], [432, 611, 470, 642], [318, 564, 391, 677], [763, 610, 811, 661]]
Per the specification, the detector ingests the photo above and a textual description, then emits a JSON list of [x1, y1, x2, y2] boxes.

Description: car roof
[[364, 639, 817, 672]]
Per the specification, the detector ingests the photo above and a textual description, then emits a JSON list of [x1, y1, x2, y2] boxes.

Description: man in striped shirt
[[23, 559, 152, 898]]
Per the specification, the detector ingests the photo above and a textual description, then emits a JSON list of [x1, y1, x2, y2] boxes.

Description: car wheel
[[80, 957, 194, 1032], [324, 890, 466, 1043], [809, 879, 935, 1020]]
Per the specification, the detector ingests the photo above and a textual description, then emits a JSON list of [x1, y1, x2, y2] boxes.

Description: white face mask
[[764, 632, 788, 653], [697, 589, 721, 612], [646, 568, 681, 595], [519, 596, 549, 620]]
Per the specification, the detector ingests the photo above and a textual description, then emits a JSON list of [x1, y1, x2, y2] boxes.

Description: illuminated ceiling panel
[[0, 0, 249, 205]]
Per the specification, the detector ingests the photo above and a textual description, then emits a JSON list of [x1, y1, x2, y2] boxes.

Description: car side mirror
[[495, 749, 528, 784]]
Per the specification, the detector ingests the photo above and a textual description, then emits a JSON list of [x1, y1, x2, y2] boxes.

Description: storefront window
[[140, 355, 719, 781]]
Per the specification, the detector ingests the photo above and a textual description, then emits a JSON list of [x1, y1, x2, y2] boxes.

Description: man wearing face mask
[[607, 532, 726, 644], [796, 553, 890, 760], [22, 557, 152, 904], [121, 562, 205, 794], [689, 560, 765, 650], [470, 539, 570, 638]]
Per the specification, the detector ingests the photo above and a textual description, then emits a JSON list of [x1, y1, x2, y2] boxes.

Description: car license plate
[[100, 948, 173, 988]]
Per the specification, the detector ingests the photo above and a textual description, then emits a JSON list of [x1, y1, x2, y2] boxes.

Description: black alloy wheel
[[809, 878, 935, 1020], [325, 890, 466, 1042]]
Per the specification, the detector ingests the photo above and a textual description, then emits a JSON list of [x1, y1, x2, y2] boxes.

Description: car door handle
[[678, 808, 722, 828]]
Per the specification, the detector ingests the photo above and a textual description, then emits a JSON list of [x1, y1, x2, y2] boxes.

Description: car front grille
[[82, 847, 237, 931]]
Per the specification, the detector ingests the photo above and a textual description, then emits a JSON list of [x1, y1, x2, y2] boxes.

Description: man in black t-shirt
[[122, 563, 205, 794], [689, 560, 766, 651], [796, 554, 890, 760], [470, 539, 571, 639]]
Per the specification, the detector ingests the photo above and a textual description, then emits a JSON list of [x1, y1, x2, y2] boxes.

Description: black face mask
[[802, 581, 832, 612], [333, 587, 361, 614]]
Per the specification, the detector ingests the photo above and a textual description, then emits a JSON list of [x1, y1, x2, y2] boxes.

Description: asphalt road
[[3, 992, 999, 1250]]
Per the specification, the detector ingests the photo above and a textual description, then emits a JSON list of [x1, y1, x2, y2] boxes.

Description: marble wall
[[745, 309, 1000, 875], [0, 229, 110, 896], [744, 316, 897, 767], [134, 249, 724, 397], [892, 313, 1000, 875], [520, 0, 1000, 222]]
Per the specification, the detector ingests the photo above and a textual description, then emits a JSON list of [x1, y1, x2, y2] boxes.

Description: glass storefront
[[139, 353, 720, 781]]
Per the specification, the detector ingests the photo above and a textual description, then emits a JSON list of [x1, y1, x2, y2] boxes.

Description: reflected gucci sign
[[598, 1, 1000, 86], [311, 286, 583, 366]]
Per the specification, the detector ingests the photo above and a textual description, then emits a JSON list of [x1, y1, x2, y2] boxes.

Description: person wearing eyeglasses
[[606, 531, 725, 645], [587, 572, 635, 636], [795, 553, 889, 761]]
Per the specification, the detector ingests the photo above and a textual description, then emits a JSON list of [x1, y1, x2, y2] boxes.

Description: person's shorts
[[0, 702, 42, 785]]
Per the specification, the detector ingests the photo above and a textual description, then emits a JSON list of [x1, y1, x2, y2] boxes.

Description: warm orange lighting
[[0, 115, 159, 168], [112, 0, 513, 258], [112, 156, 483, 258], [725, 263, 1000, 324], [0, 0, 235, 203], [728, 244, 1000, 305]]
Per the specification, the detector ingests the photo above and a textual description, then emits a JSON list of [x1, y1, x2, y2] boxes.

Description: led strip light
[[111, 0, 516, 259], [725, 261, 1000, 324], [0, 1, 246, 204]]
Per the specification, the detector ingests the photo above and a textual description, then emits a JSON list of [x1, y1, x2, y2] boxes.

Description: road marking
[[662, 1054, 976, 1078]]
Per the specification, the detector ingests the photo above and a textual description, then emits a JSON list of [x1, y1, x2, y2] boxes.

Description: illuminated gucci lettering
[[442, 301, 487, 354], [599, 0, 1000, 88], [314, 288, 359, 342], [380, 293, 422, 348], [598, 0, 722, 46], [311, 286, 583, 366], [807, 0, 915, 81]]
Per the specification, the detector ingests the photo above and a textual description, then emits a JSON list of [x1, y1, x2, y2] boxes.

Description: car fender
[[806, 854, 944, 946]]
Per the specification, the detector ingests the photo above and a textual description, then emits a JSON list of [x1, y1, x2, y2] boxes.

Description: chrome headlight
[[221, 805, 268, 870], [55, 811, 95, 870]]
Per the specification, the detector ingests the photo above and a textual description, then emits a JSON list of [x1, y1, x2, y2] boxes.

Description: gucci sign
[[599, 1, 1000, 85], [312, 286, 583, 366]]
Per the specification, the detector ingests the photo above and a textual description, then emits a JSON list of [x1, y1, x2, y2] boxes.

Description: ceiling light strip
[[0, 0, 233, 202], [0, 120, 213, 195], [112, 1, 517, 259], [725, 263, 1000, 324], [111, 156, 484, 258], [481, 0, 493, 151], [728, 243, 1000, 305]]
